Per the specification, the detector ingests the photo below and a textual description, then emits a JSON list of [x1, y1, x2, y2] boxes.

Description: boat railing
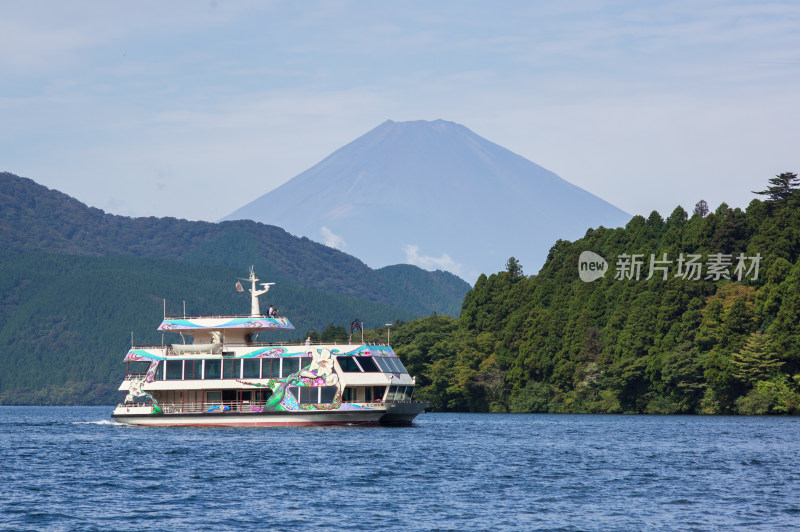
[[159, 401, 273, 414], [116, 400, 272, 414], [119, 397, 420, 413], [118, 402, 152, 408], [129, 341, 392, 355], [163, 314, 288, 320]]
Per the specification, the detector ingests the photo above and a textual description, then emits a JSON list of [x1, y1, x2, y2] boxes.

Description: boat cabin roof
[[158, 315, 295, 332]]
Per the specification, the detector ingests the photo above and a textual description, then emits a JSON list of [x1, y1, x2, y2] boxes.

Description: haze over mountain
[[223, 119, 631, 280]]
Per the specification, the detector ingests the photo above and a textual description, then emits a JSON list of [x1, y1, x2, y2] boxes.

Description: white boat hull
[[112, 402, 427, 427]]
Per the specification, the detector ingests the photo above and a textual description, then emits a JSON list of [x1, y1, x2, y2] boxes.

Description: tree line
[[389, 173, 800, 415]]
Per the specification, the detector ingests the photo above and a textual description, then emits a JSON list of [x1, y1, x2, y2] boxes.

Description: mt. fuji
[[223, 119, 630, 281]]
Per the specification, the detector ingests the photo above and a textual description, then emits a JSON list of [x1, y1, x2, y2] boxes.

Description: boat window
[[299, 387, 314, 404], [355, 357, 379, 372], [242, 359, 260, 379], [379, 357, 394, 372], [300, 357, 312, 370], [206, 391, 221, 404], [392, 357, 405, 373], [373, 386, 387, 401], [282, 358, 300, 377], [222, 359, 241, 379], [341, 387, 355, 402], [372, 357, 389, 372], [386, 385, 413, 401], [204, 359, 221, 379], [364, 386, 373, 402], [151, 361, 163, 380], [222, 389, 236, 402], [184, 360, 202, 380], [337, 356, 361, 372], [336, 356, 360, 372], [288, 386, 339, 404], [255, 389, 272, 402], [383, 357, 407, 374], [320, 386, 337, 404], [262, 358, 280, 379], [165, 360, 183, 380], [128, 361, 150, 377]]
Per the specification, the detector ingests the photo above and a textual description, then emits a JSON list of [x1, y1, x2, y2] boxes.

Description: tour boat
[[111, 267, 427, 426]]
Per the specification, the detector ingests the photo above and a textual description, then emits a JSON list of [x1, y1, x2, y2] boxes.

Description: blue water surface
[[2, 407, 800, 531]]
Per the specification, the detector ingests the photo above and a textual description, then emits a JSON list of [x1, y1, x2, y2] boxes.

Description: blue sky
[[2, 1, 799, 223]]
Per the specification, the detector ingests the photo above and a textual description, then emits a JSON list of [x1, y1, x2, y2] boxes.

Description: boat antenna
[[238, 266, 275, 317]]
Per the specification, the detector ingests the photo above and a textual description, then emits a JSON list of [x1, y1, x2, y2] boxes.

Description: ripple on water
[[2, 408, 800, 530]]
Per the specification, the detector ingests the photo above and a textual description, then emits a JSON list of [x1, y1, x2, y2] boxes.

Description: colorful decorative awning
[[158, 316, 294, 331]]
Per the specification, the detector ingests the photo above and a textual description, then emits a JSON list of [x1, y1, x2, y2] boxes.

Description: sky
[[2, 1, 799, 227]]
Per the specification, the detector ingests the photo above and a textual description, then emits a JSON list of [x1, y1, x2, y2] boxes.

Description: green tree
[[693, 199, 709, 218], [731, 331, 783, 387], [752, 172, 800, 203], [505, 257, 524, 279], [735, 374, 800, 415]]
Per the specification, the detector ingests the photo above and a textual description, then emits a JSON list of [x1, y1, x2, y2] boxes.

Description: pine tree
[[693, 199, 709, 217], [752, 172, 800, 202], [731, 331, 783, 387], [505, 257, 524, 278]]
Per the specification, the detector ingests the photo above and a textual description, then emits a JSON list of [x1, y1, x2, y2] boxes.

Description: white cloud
[[403, 245, 462, 274], [320, 226, 347, 250]]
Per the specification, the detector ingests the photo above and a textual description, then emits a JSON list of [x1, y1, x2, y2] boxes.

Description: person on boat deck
[[268, 305, 276, 317]]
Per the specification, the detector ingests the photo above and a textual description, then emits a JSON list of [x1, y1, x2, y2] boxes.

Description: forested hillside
[[0, 171, 470, 405], [0, 253, 418, 405], [0, 172, 469, 317], [390, 174, 800, 415]]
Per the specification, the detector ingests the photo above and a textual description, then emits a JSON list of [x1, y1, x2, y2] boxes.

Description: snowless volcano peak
[[223, 119, 630, 281]]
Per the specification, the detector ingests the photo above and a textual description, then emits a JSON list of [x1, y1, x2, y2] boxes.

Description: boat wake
[[71, 419, 126, 426]]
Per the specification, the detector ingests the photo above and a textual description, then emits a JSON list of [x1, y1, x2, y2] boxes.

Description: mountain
[[0, 171, 472, 404], [223, 119, 631, 280], [0, 172, 469, 318]]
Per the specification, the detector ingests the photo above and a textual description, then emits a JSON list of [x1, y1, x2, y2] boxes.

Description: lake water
[[2, 407, 800, 531]]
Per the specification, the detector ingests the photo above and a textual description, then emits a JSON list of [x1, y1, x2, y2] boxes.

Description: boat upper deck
[[159, 314, 294, 331], [124, 341, 399, 360]]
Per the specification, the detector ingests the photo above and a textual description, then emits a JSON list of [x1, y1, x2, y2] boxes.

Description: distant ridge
[[0, 171, 469, 318], [0, 171, 474, 405], [223, 119, 631, 280]]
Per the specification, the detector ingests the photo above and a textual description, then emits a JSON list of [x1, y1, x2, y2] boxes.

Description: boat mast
[[243, 266, 274, 317]]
